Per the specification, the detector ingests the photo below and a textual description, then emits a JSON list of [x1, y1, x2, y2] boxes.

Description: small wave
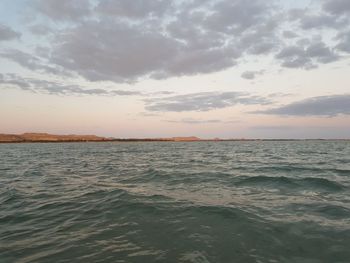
[[288, 203, 350, 220], [236, 176, 345, 192], [300, 177, 345, 191], [316, 205, 350, 219], [236, 176, 297, 188]]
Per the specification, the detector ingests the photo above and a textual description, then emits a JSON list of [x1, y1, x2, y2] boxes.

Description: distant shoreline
[[0, 133, 349, 143]]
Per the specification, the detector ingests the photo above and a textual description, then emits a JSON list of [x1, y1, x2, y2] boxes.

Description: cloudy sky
[[0, 0, 349, 139]]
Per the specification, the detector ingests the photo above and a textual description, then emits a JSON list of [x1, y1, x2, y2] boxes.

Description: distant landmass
[[0, 133, 348, 143], [0, 133, 111, 143], [0, 133, 206, 143]]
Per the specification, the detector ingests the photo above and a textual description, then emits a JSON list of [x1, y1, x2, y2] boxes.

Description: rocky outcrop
[[0, 133, 110, 143], [0, 134, 25, 142], [0, 133, 225, 143]]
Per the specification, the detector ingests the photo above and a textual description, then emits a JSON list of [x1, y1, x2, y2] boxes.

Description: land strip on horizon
[[0, 133, 349, 143]]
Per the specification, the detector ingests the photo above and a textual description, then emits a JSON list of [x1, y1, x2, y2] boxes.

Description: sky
[[0, 0, 349, 139]]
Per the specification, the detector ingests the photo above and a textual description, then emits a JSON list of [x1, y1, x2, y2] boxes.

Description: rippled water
[[1, 141, 350, 263]]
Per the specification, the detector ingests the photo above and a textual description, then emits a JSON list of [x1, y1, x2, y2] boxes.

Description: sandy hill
[[0, 133, 109, 142]]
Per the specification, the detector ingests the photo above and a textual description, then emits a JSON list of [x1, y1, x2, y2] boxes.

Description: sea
[[0, 141, 349, 263]]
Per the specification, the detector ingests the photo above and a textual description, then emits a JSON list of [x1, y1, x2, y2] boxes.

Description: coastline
[[1, 133, 349, 143]]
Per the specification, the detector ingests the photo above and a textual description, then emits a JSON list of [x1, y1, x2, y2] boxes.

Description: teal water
[[0, 141, 350, 263]]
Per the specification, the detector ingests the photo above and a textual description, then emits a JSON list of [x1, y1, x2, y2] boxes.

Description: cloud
[[267, 93, 294, 98], [323, 0, 350, 15], [25, 0, 281, 83], [283, 31, 298, 39], [2, 0, 349, 83], [203, 0, 274, 34], [163, 118, 222, 124], [33, 0, 91, 21], [306, 42, 339, 63], [96, 0, 171, 18], [275, 46, 313, 69], [336, 30, 350, 53], [139, 112, 161, 117], [275, 41, 339, 69], [50, 20, 182, 83], [0, 24, 20, 41], [288, 7, 349, 30], [250, 125, 294, 130], [0, 73, 31, 90], [28, 24, 51, 36], [241, 70, 264, 80], [299, 14, 346, 30], [0, 49, 70, 76], [0, 74, 141, 96], [253, 95, 350, 116], [163, 117, 241, 124], [145, 91, 270, 112]]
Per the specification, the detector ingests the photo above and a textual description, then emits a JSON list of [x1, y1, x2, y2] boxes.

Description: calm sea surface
[[0, 141, 350, 263]]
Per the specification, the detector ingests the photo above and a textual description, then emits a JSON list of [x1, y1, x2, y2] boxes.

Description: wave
[[288, 203, 350, 220], [236, 175, 345, 192]]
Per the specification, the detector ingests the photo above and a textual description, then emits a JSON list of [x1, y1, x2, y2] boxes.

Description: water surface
[[1, 141, 350, 262]]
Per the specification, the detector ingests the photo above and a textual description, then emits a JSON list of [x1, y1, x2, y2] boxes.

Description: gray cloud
[[323, 0, 350, 15], [267, 93, 294, 98], [283, 31, 298, 39], [50, 20, 182, 82], [29, 24, 51, 36], [0, 73, 31, 90], [3, 0, 349, 83], [276, 46, 313, 69], [0, 74, 141, 96], [96, 0, 171, 18], [204, 0, 274, 34], [26, 0, 282, 82], [336, 30, 350, 53], [275, 41, 339, 69], [0, 49, 70, 76], [0, 24, 20, 41], [241, 70, 264, 80], [289, 7, 349, 30], [236, 16, 280, 53], [300, 14, 346, 30], [163, 118, 222, 124], [253, 95, 350, 116], [139, 112, 161, 117], [145, 91, 270, 112], [34, 0, 91, 21], [306, 42, 339, 63]]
